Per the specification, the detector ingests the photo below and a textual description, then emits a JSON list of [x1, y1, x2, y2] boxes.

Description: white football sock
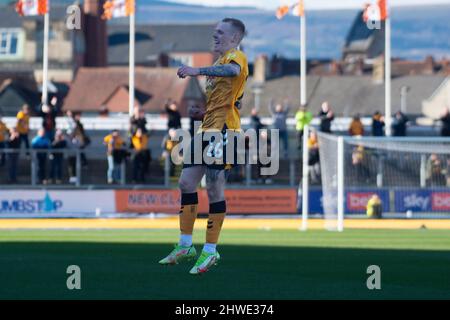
[[179, 234, 192, 247], [203, 243, 217, 254]]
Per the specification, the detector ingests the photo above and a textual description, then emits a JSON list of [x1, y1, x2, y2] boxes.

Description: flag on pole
[[363, 0, 387, 22], [276, 5, 289, 20], [102, 0, 135, 20], [276, 1, 304, 19], [102, 0, 137, 116], [293, 0, 305, 17], [16, 0, 48, 16], [378, 0, 388, 20]]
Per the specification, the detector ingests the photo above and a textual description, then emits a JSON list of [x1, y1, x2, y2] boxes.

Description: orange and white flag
[[16, 0, 48, 16], [363, 0, 388, 22], [276, 1, 304, 20], [378, 0, 388, 20], [276, 5, 290, 20], [102, 0, 135, 20], [293, 0, 305, 17]]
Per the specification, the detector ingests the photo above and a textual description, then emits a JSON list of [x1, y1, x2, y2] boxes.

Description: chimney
[[372, 55, 384, 84], [83, 0, 107, 67], [424, 55, 435, 75], [253, 55, 268, 83]]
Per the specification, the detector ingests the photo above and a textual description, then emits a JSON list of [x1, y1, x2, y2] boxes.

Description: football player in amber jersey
[[159, 18, 249, 275]]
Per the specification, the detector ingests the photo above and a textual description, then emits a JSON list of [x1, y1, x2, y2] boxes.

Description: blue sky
[[167, 0, 450, 10]]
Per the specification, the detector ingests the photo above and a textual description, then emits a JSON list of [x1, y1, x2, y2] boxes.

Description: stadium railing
[[0, 148, 302, 188]]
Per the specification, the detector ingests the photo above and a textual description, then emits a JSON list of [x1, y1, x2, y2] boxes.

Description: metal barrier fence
[[0, 148, 302, 188]]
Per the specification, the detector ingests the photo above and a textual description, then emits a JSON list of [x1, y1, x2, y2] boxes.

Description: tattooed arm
[[177, 63, 241, 78], [199, 63, 241, 77]]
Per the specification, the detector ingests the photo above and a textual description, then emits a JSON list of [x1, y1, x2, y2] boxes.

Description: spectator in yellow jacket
[[16, 104, 30, 151], [131, 128, 150, 183], [367, 194, 382, 219], [104, 130, 125, 184]]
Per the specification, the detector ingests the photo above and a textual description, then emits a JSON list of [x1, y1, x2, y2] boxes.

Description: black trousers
[[50, 156, 64, 180], [133, 151, 149, 182], [36, 153, 47, 182]]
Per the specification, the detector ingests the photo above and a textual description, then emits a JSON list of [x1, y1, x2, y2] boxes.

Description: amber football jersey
[[201, 48, 248, 131]]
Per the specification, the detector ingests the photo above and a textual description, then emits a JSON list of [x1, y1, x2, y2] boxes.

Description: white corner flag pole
[[41, 12, 49, 105], [300, 4, 309, 231], [384, 3, 392, 136], [129, 10, 136, 116], [337, 136, 345, 232], [301, 124, 309, 231]]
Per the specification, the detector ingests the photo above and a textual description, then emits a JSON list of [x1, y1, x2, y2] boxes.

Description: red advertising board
[[115, 189, 297, 214], [432, 192, 450, 211], [347, 192, 374, 211]]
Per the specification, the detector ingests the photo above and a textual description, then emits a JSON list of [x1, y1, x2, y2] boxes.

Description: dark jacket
[[319, 110, 334, 133], [392, 113, 409, 136], [130, 116, 148, 135], [372, 115, 385, 136], [250, 114, 264, 131], [51, 140, 67, 160], [165, 106, 182, 129], [441, 114, 450, 137], [36, 104, 60, 133], [74, 120, 90, 146], [8, 136, 20, 149]]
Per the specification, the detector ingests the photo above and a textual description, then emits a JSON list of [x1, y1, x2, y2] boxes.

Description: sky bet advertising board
[[395, 190, 450, 213]]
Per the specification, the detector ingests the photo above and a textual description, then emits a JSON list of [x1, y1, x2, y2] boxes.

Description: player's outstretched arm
[[177, 63, 241, 78], [198, 63, 241, 77]]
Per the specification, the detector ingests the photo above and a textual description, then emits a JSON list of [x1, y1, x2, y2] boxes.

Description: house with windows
[[0, 4, 86, 83], [0, 1, 107, 115]]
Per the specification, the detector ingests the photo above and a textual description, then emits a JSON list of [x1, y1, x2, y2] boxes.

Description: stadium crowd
[[0, 99, 450, 186]]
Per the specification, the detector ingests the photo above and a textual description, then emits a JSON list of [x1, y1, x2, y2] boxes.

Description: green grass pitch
[[0, 228, 450, 299]]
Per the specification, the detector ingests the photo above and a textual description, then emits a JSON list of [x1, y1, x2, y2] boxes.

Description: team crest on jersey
[[227, 52, 237, 60]]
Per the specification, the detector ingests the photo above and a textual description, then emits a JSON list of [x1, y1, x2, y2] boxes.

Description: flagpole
[[300, 2, 309, 231], [42, 11, 49, 105], [300, 11, 306, 106], [384, 3, 392, 136], [129, 9, 136, 116]]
